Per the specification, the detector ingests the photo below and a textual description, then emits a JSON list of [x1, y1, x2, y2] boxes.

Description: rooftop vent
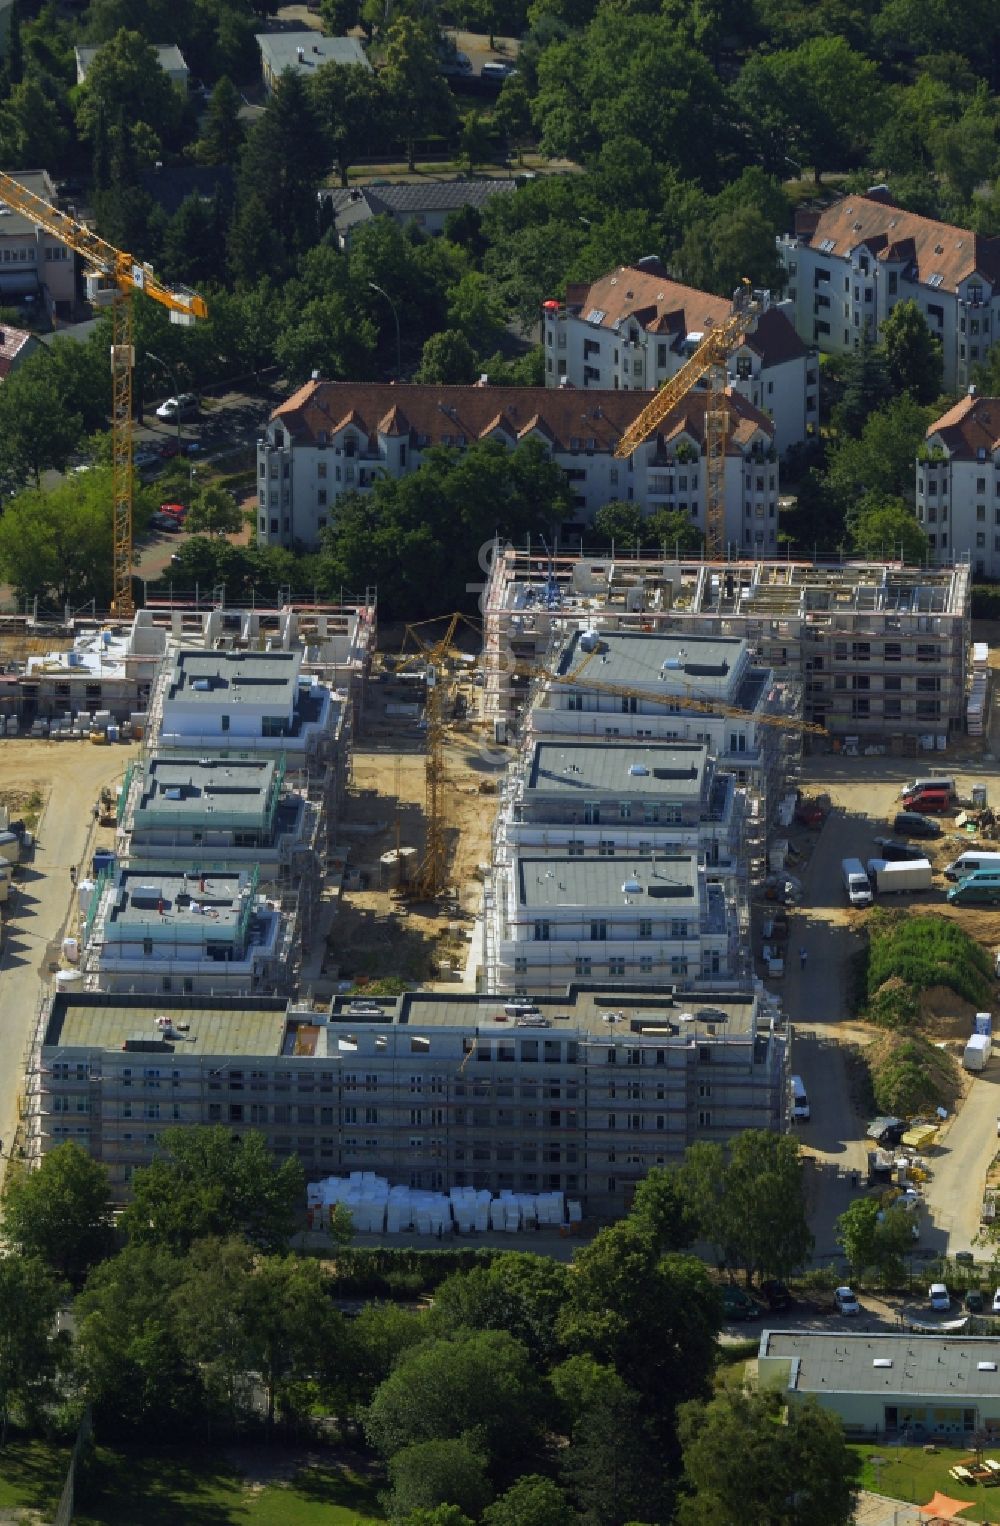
[[621, 875, 643, 894], [628, 763, 649, 776], [873, 1359, 892, 1369], [980, 1362, 998, 1372]]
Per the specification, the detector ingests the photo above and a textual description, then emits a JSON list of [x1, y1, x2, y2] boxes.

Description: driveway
[[923, 1068, 1000, 1255]]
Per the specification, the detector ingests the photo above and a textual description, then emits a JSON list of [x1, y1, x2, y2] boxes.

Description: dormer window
[[344, 435, 357, 457]]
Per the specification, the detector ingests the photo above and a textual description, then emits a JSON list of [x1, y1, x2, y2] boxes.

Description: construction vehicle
[[397, 612, 481, 902], [0, 172, 208, 618], [613, 279, 768, 559], [97, 787, 116, 827]]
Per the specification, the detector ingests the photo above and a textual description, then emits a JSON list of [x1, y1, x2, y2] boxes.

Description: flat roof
[[761, 1331, 1000, 1400], [45, 993, 288, 1056], [555, 629, 746, 696], [26, 627, 135, 683], [137, 756, 276, 822], [516, 853, 698, 909], [107, 869, 252, 932], [166, 650, 301, 706], [256, 32, 370, 72], [76, 42, 186, 73], [328, 983, 759, 1038], [526, 741, 708, 798]]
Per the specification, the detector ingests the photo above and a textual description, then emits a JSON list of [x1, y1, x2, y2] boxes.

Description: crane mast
[[0, 171, 208, 617], [613, 280, 768, 559]]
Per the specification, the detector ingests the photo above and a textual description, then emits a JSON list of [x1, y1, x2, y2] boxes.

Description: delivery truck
[[841, 857, 873, 907], [866, 858, 933, 894], [964, 1032, 992, 1072]]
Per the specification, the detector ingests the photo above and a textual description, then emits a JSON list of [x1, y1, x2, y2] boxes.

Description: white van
[[944, 850, 1000, 883], [842, 857, 873, 907], [790, 1075, 810, 1121]]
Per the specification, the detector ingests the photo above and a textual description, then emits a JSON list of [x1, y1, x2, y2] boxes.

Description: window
[[608, 957, 625, 976], [575, 958, 591, 977], [590, 920, 607, 941], [638, 918, 652, 938], [533, 921, 550, 941]]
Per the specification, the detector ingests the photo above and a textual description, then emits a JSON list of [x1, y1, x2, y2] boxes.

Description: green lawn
[[73, 1447, 385, 1526], [0, 1436, 72, 1514], [851, 1442, 1000, 1523]]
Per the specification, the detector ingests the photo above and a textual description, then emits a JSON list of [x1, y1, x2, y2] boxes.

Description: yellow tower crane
[[0, 171, 208, 618], [399, 612, 482, 901], [613, 279, 768, 560]]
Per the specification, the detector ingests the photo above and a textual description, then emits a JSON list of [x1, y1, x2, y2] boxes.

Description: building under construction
[[483, 548, 972, 744]]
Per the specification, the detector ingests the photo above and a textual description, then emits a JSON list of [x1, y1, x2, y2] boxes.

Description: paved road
[[923, 1067, 1000, 1255], [0, 743, 137, 1181]]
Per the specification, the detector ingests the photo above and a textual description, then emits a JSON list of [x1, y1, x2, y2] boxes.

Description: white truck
[[842, 857, 873, 908], [866, 858, 933, 894], [964, 1033, 992, 1072]]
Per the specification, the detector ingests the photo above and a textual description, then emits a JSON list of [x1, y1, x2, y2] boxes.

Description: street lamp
[[146, 349, 183, 454], [368, 281, 402, 380]]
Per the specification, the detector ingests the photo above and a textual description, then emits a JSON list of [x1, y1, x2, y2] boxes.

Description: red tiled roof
[[562, 268, 806, 366], [272, 382, 774, 455], [927, 394, 1000, 457], [0, 324, 34, 381], [799, 195, 1000, 292]]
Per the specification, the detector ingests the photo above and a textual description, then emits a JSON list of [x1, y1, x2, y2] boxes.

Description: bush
[[863, 910, 993, 1019], [972, 584, 1000, 620], [329, 1247, 497, 1298], [867, 1031, 959, 1116], [867, 977, 920, 1029]]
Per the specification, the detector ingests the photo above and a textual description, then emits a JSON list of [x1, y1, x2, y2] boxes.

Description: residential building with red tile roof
[[918, 391, 1000, 576], [0, 322, 37, 379], [777, 190, 1000, 390], [257, 379, 779, 554], [543, 264, 816, 454]]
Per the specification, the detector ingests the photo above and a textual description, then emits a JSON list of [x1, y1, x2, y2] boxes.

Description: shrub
[[867, 1031, 959, 1116], [863, 910, 993, 1016]]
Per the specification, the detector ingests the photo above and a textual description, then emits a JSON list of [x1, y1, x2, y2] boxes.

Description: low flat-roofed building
[[487, 851, 736, 993], [121, 754, 322, 882], [758, 1330, 1000, 1439], [81, 866, 294, 997], [256, 31, 369, 91], [497, 740, 740, 869], [156, 648, 338, 764], [76, 42, 188, 89], [18, 611, 167, 727], [29, 983, 787, 1208]]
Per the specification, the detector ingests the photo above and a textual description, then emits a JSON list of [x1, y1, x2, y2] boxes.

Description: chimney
[[313, 43, 321, 53], [296, 45, 305, 61]]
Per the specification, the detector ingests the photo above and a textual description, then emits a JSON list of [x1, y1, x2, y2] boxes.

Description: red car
[[157, 440, 180, 459], [795, 800, 826, 828], [159, 502, 187, 520]]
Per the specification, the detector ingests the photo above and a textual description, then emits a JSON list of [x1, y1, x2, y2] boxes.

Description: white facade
[[257, 381, 781, 554], [488, 853, 733, 995], [158, 649, 335, 758], [777, 193, 1000, 392], [0, 170, 74, 315], [545, 270, 816, 454], [916, 394, 1000, 578]]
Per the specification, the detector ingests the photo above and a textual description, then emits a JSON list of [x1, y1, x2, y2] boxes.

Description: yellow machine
[[0, 172, 208, 617], [613, 279, 768, 559]]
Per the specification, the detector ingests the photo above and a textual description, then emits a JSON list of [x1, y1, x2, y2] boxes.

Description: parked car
[[795, 799, 826, 827], [760, 1279, 793, 1311], [835, 1286, 860, 1315], [893, 812, 942, 839], [155, 392, 199, 421], [157, 439, 180, 459], [150, 512, 181, 532], [929, 1282, 951, 1311], [873, 837, 929, 862], [481, 59, 516, 79], [991, 1288, 1000, 1314], [966, 1289, 985, 1313], [440, 49, 472, 74], [721, 1285, 760, 1321], [133, 447, 161, 471], [159, 502, 187, 520]]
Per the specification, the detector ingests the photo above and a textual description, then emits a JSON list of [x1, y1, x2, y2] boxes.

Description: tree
[[628, 1167, 695, 1255], [446, 272, 506, 353], [309, 61, 387, 187], [365, 1330, 547, 1483], [0, 75, 69, 168], [879, 300, 944, 404], [237, 1251, 346, 1428], [238, 70, 327, 268], [416, 330, 477, 384], [678, 1132, 813, 1285], [0, 475, 115, 606], [733, 37, 880, 182], [429, 1252, 570, 1367], [382, 19, 457, 173], [1, 1144, 113, 1285], [75, 29, 181, 152], [194, 76, 245, 166], [385, 1440, 493, 1523], [346, 1301, 427, 1409], [593, 501, 644, 548], [460, 111, 494, 173], [161, 192, 229, 289], [483, 1476, 576, 1526], [828, 395, 935, 512], [320, 0, 360, 32], [0, 356, 83, 486], [75, 1243, 198, 1432], [184, 486, 244, 537], [119, 1126, 304, 1255], [644, 507, 703, 553], [676, 1389, 857, 1526], [0, 1255, 67, 1446], [850, 494, 929, 562], [399, 1512, 474, 1526], [675, 201, 785, 296], [832, 330, 893, 438], [553, 1358, 667, 1526]]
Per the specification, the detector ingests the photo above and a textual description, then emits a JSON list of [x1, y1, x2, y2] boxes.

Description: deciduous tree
[[878, 300, 944, 404], [382, 19, 456, 173], [1, 1143, 113, 1285], [416, 330, 477, 384], [385, 1440, 493, 1523], [0, 1255, 68, 1446], [850, 494, 929, 562], [309, 61, 387, 187]]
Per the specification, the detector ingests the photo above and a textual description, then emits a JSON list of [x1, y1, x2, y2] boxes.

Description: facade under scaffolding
[[483, 547, 971, 742]]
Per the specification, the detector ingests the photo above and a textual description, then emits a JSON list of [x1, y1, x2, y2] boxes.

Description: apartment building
[[81, 866, 294, 997], [917, 393, 1000, 578], [482, 547, 970, 741], [496, 740, 741, 868], [29, 984, 788, 1214], [257, 379, 780, 552], [485, 853, 736, 995], [777, 191, 1000, 391], [544, 266, 816, 453], [75, 43, 189, 90], [256, 32, 369, 92], [0, 169, 75, 318], [16, 612, 167, 727]]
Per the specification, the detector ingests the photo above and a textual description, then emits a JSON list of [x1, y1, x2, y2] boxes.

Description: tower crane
[[398, 612, 482, 901], [613, 279, 768, 560], [0, 171, 208, 618]]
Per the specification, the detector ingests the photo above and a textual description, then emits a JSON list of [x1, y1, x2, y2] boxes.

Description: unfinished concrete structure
[[27, 984, 788, 1212], [483, 547, 971, 742]]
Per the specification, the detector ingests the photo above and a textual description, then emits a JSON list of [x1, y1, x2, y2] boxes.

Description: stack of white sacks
[[307, 1172, 577, 1234]]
